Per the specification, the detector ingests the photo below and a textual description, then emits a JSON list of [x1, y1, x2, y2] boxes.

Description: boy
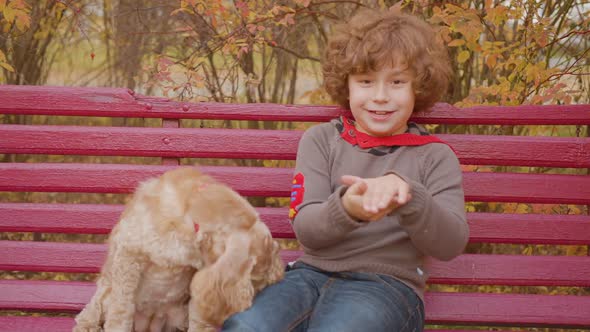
[[223, 7, 469, 332]]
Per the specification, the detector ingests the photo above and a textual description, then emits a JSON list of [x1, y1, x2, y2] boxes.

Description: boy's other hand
[[340, 174, 411, 222]]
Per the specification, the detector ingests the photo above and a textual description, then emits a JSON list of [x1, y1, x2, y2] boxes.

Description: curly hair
[[322, 8, 452, 112]]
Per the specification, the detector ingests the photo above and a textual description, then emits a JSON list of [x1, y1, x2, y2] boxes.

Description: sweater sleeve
[[291, 125, 367, 250], [391, 144, 469, 261]]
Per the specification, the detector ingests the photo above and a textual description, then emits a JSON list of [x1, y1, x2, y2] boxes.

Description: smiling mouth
[[368, 110, 394, 115]]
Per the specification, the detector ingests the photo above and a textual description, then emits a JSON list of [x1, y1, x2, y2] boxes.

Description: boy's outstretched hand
[[340, 174, 412, 222]]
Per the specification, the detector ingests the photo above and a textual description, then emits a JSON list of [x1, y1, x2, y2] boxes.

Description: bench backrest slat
[[2, 203, 589, 244], [2, 241, 589, 287], [2, 125, 590, 167], [2, 85, 590, 124], [2, 163, 590, 204]]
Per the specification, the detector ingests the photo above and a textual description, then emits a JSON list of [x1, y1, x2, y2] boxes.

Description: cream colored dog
[[73, 167, 284, 332]]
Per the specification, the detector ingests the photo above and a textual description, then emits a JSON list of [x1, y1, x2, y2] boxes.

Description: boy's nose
[[372, 83, 390, 103]]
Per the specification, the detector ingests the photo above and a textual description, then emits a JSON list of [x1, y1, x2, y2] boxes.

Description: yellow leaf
[[522, 246, 533, 255], [516, 204, 529, 214], [0, 0, 5, 11], [536, 31, 549, 48], [54, 1, 66, 10], [170, 7, 192, 16], [15, 11, 30, 31], [0, 62, 14, 72], [3, 6, 15, 22], [487, 202, 497, 211], [448, 39, 465, 47], [457, 50, 470, 63], [568, 205, 581, 214], [295, 0, 311, 7], [502, 203, 516, 213], [566, 245, 584, 256], [485, 55, 497, 69]]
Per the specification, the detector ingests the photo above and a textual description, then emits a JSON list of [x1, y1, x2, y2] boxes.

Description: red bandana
[[339, 116, 446, 149]]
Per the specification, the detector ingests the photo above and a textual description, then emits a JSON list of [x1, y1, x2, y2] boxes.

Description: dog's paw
[[72, 326, 102, 332]]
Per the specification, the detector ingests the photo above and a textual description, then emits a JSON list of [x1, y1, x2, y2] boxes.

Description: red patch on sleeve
[[289, 173, 305, 221]]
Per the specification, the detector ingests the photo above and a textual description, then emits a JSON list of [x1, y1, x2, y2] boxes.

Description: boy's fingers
[[348, 194, 364, 210], [397, 190, 408, 204], [347, 180, 368, 195], [368, 207, 392, 221], [396, 184, 411, 204], [367, 190, 390, 213], [363, 190, 379, 213], [341, 175, 363, 186], [377, 191, 395, 209]]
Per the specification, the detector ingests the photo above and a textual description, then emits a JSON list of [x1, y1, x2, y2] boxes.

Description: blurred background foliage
[[0, 1, 589, 330], [0, 0, 588, 105]]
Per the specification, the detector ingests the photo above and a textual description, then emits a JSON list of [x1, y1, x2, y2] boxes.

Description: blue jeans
[[222, 262, 424, 332]]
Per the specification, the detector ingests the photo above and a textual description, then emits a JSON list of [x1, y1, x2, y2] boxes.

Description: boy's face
[[347, 65, 415, 137]]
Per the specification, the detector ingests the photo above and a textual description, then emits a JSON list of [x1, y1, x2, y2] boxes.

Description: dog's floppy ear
[[197, 231, 220, 266], [190, 231, 256, 327], [256, 238, 284, 291], [188, 182, 258, 230], [266, 239, 285, 284]]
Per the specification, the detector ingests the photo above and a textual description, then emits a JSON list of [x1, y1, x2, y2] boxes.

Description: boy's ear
[[388, 2, 403, 14]]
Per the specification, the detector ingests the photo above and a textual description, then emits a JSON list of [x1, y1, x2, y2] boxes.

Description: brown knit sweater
[[291, 117, 469, 300]]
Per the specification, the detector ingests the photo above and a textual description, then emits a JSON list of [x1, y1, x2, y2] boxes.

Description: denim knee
[[305, 272, 425, 332], [222, 312, 259, 332], [222, 264, 325, 332]]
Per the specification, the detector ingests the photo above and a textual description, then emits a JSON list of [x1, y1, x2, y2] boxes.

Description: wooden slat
[[0, 280, 93, 312], [0, 241, 105, 273], [1, 280, 588, 327], [0, 125, 301, 160], [462, 172, 590, 204], [2, 203, 590, 244], [425, 254, 590, 286], [424, 331, 511, 332], [443, 134, 590, 168], [0, 164, 289, 197], [0, 241, 296, 274], [0, 317, 75, 332], [1, 85, 589, 124], [2, 125, 590, 167], [0, 203, 295, 238], [424, 292, 590, 327], [1, 163, 590, 204], [0, 317, 512, 332], [0, 85, 344, 122], [2, 241, 589, 287], [417, 103, 590, 125], [0, 203, 122, 234], [467, 212, 590, 245]]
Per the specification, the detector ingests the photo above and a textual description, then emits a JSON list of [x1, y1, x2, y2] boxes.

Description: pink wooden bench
[[0, 85, 589, 331]]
